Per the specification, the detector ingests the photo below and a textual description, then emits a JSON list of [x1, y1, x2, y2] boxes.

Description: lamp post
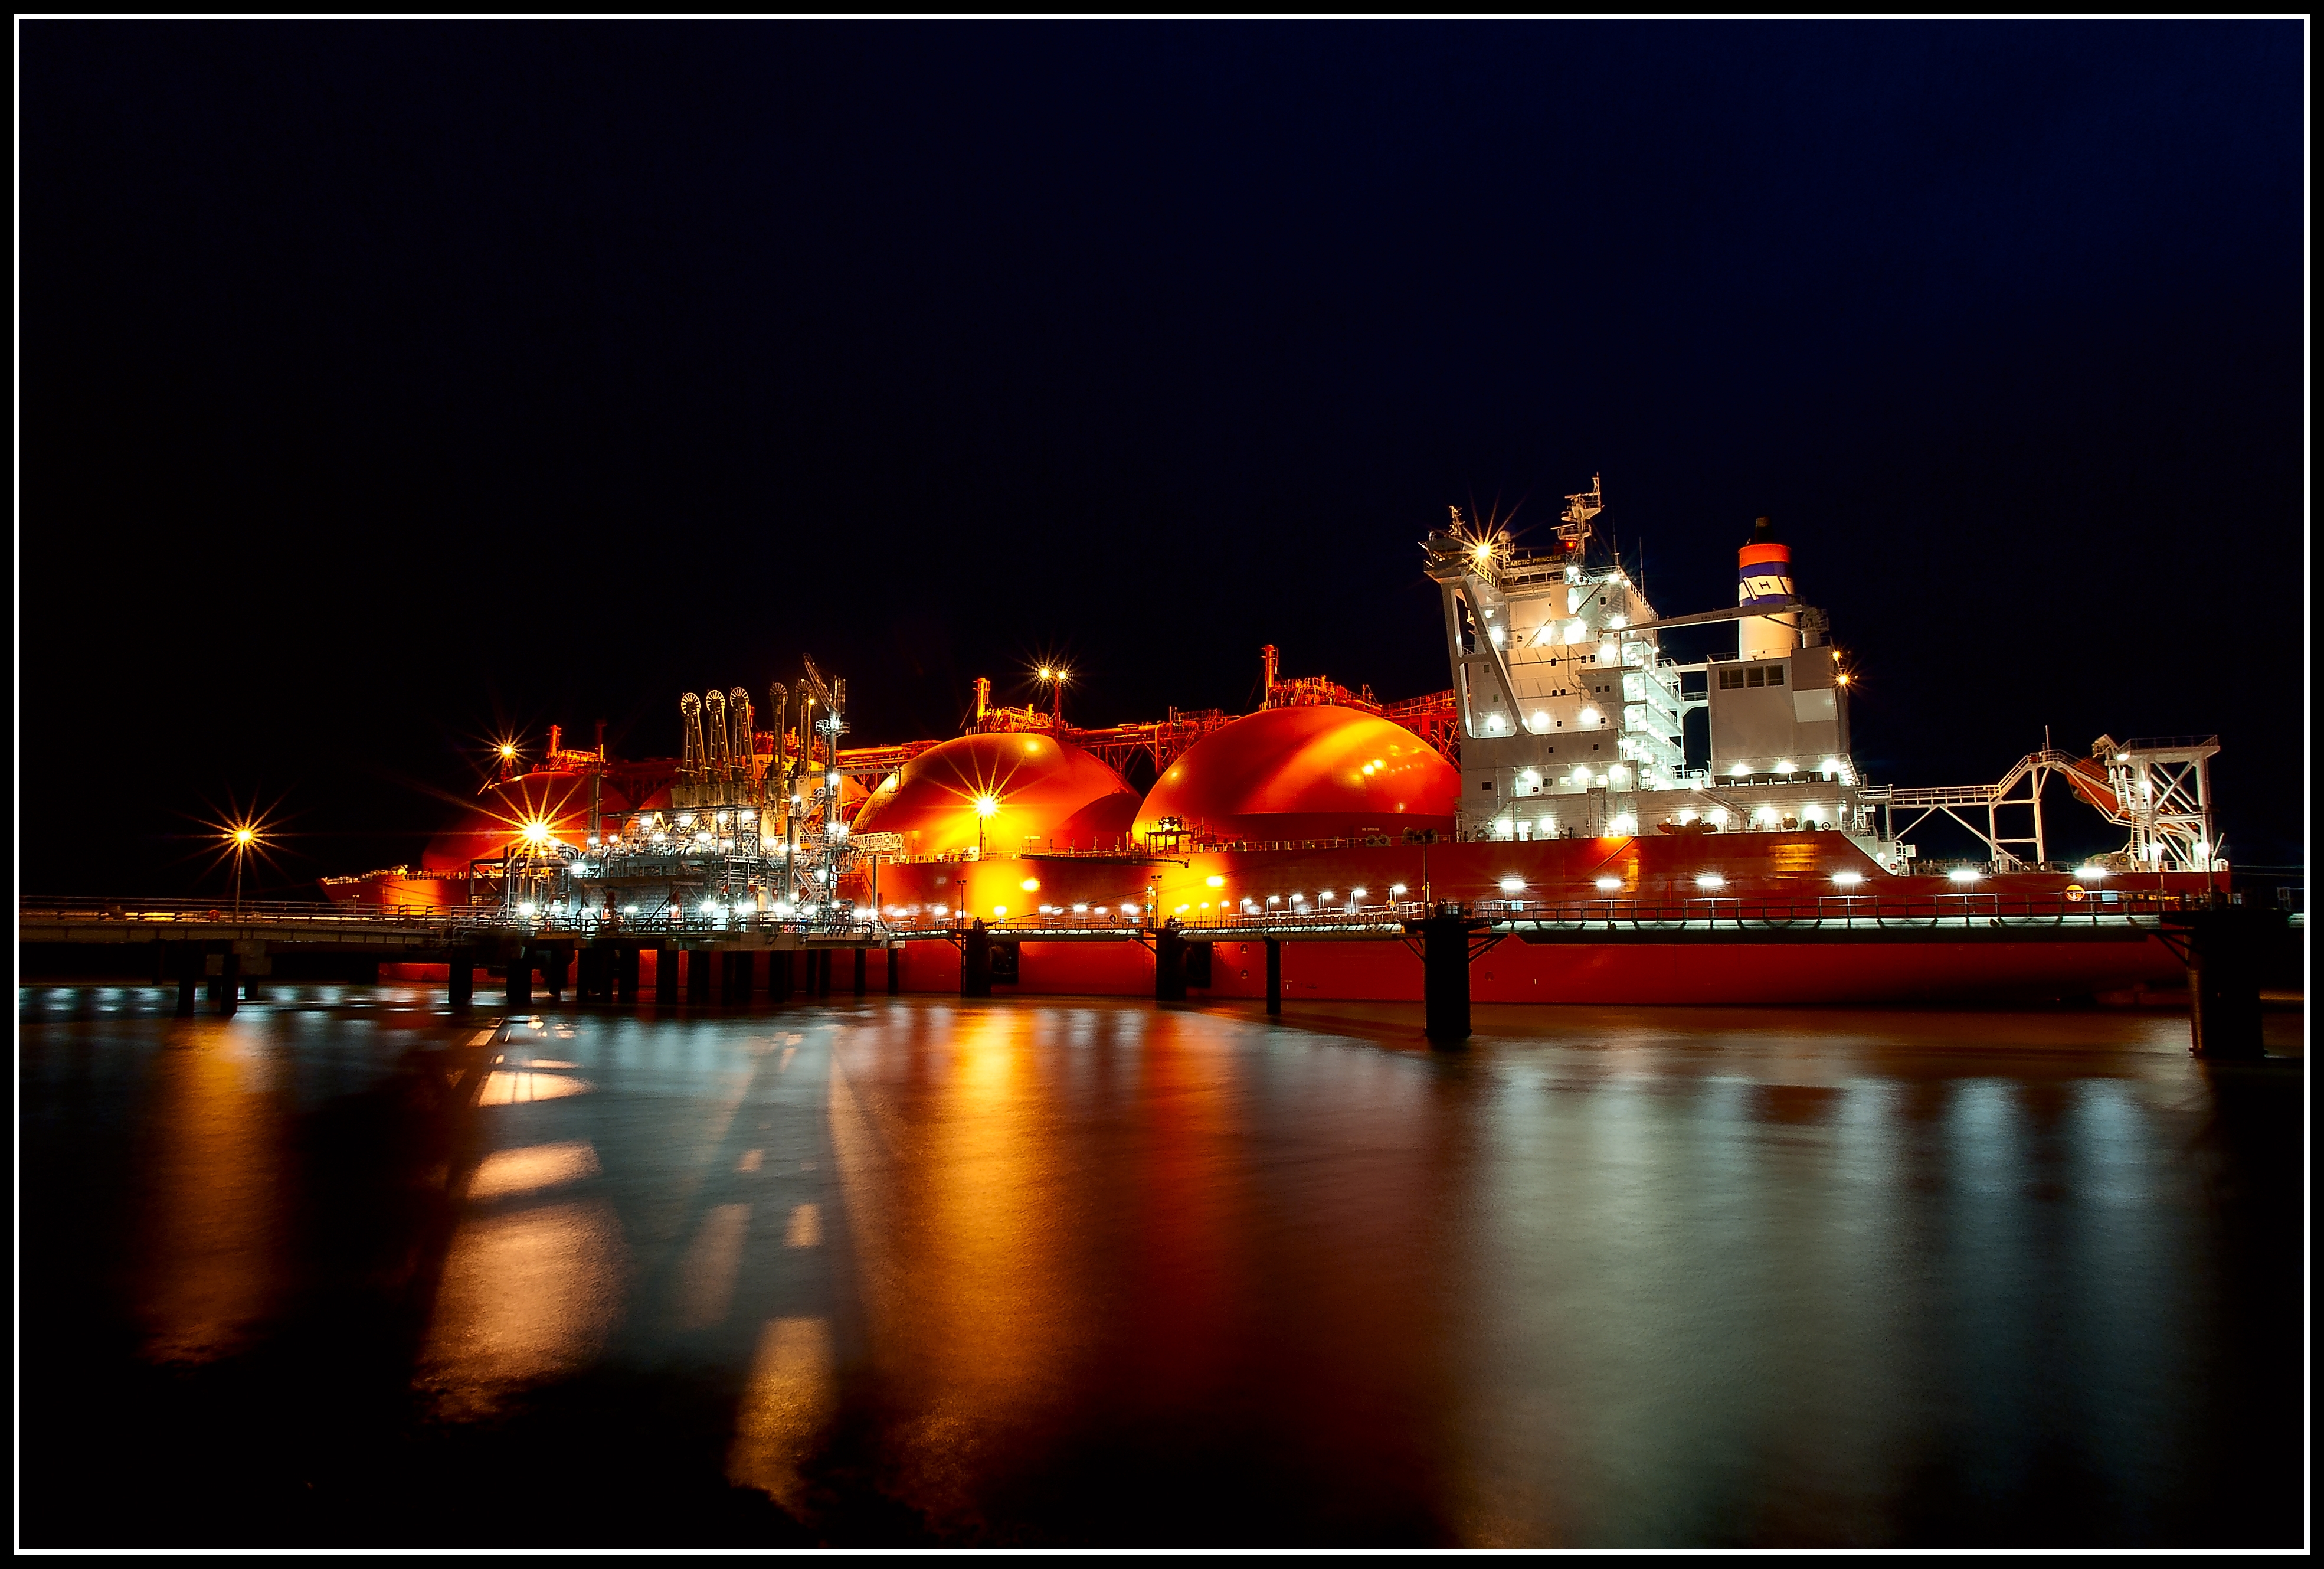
[[975, 792, 998, 861]]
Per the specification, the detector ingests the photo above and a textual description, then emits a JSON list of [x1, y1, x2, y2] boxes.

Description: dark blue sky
[[21, 22, 2305, 891]]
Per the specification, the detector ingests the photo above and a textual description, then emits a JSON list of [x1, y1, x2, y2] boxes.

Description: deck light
[[1206, 875, 1224, 887], [1320, 889, 1335, 900], [975, 794, 999, 817], [1390, 884, 1406, 897], [1948, 868, 1981, 884], [1499, 877, 1526, 893], [2072, 866, 2109, 881], [1696, 874, 1727, 889], [1350, 887, 1367, 899], [1594, 876, 1623, 891], [1020, 877, 1040, 891], [1832, 872, 1864, 887], [1580, 707, 1600, 727], [1776, 759, 1795, 774]]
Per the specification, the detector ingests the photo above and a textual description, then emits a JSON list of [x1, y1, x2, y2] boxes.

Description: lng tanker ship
[[324, 478, 2220, 1005]]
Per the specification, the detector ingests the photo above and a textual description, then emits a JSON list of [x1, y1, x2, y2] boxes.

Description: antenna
[[1556, 473, 1603, 556]]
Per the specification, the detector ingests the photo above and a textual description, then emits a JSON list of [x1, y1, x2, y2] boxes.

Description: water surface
[[17, 985, 2305, 1545]]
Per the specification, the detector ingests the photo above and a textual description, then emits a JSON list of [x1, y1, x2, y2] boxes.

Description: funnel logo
[[1737, 542, 1795, 608]]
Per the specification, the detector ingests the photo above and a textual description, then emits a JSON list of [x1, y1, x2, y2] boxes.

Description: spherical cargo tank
[[1131, 706, 1459, 843], [850, 731, 1140, 858], [421, 770, 647, 875]]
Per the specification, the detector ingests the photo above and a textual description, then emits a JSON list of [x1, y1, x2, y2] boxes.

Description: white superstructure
[[1424, 479, 1887, 858]]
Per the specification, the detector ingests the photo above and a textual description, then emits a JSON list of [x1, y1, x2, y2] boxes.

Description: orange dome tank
[[851, 731, 1139, 857], [421, 770, 636, 873], [1132, 705, 1458, 842]]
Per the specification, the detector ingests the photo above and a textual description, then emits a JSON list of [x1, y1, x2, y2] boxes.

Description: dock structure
[[18, 888, 2279, 1056]]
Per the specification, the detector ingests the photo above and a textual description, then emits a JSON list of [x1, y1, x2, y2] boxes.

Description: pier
[[21, 888, 2281, 1054]]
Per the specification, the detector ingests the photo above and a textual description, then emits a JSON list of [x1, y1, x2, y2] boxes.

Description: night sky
[[20, 22, 2306, 896]]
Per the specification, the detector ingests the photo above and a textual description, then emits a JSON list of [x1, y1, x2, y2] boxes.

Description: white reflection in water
[[727, 1317, 836, 1512]]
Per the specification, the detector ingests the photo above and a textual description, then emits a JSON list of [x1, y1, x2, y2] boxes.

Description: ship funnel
[[974, 676, 991, 724], [1737, 515, 1798, 660], [1261, 643, 1280, 698]]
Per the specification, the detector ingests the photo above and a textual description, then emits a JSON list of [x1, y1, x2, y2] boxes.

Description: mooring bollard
[[2166, 901, 2287, 1060], [963, 921, 993, 997], [1154, 924, 1187, 1002], [1415, 908, 1483, 1046]]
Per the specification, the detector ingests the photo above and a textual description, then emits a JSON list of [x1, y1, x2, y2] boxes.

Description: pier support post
[[688, 949, 712, 1002], [734, 951, 754, 1005], [175, 947, 199, 1018], [1265, 937, 1282, 1016], [542, 946, 569, 1002], [771, 948, 792, 1002], [656, 945, 679, 1002], [617, 946, 639, 1003], [448, 947, 474, 1010], [963, 922, 993, 997], [216, 952, 240, 1017], [853, 947, 866, 995], [506, 947, 532, 1008], [1154, 924, 1187, 1002], [2169, 903, 2287, 1059], [1416, 911, 1478, 1047], [817, 949, 832, 996], [886, 946, 900, 995]]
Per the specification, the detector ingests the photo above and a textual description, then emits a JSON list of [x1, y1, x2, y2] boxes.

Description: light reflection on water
[[15, 986, 2303, 1546]]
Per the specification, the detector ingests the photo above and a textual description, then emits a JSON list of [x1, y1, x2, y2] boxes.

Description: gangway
[[1871, 737, 2219, 872]]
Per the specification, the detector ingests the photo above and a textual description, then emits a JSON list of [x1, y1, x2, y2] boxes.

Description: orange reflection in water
[[675, 1202, 752, 1331], [727, 1316, 836, 1512], [477, 1069, 593, 1105], [136, 1023, 283, 1364], [827, 1009, 1088, 1522], [467, 1139, 601, 1201], [420, 1198, 627, 1414]]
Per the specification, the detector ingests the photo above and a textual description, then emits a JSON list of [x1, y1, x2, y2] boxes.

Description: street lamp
[[227, 823, 258, 916], [974, 792, 998, 859]]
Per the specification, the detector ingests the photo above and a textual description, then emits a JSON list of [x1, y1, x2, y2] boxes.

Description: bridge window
[[1720, 669, 1744, 689], [1766, 665, 1784, 685], [1746, 667, 1765, 688]]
